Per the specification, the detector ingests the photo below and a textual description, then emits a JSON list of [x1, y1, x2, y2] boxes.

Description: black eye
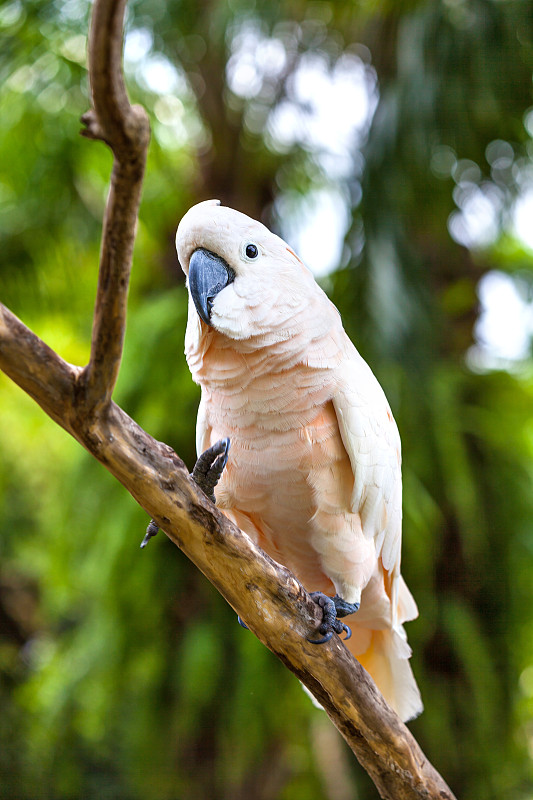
[[245, 243, 258, 259]]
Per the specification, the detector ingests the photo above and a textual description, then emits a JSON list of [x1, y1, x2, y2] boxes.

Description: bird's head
[[176, 200, 316, 341]]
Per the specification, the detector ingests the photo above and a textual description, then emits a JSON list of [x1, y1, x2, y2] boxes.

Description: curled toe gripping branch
[[191, 437, 230, 504], [140, 438, 231, 548], [307, 592, 359, 645]]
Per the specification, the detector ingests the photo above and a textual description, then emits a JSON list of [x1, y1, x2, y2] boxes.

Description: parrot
[[174, 199, 423, 723]]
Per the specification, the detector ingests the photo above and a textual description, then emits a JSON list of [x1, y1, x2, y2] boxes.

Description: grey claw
[[217, 437, 230, 471], [308, 591, 356, 645], [192, 438, 231, 503], [307, 631, 334, 645], [237, 615, 249, 630], [140, 519, 159, 549], [341, 623, 352, 640]]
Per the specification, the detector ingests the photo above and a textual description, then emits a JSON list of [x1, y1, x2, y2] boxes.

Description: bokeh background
[[1, 0, 533, 798]]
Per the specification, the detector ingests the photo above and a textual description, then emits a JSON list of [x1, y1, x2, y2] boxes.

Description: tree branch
[[0, 309, 456, 799], [0, 1, 457, 798], [80, 0, 150, 415]]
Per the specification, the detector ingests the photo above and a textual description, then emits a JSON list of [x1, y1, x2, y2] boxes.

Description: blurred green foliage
[[1, 0, 533, 798]]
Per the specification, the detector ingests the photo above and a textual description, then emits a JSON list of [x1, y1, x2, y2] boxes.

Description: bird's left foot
[[307, 593, 360, 645], [140, 438, 230, 548], [191, 438, 230, 504]]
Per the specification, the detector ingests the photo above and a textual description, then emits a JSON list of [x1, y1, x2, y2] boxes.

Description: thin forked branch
[[80, 0, 150, 415]]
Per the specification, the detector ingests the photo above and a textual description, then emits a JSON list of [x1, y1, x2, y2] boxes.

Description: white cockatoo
[[175, 199, 423, 722]]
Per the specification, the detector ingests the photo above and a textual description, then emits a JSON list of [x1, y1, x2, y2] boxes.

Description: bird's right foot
[[140, 438, 230, 548]]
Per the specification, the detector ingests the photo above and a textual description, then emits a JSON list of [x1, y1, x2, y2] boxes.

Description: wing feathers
[[332, 356, 403, 577]]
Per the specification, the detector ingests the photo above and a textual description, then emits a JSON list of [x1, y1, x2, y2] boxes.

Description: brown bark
[[0, 1, 456, 798], [80, 0, 150, 413]]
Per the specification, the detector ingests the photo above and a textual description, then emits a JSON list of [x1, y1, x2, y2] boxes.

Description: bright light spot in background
[[226, 23, 377, 275], [440, 136, 533, 368], [226, 23, 378, 176], [125, 28, 153, 64], [268, 51, 376, 275], [125, 28, 188, 97], [448, 181, 502, 250], [227, 24, 287, 99], [139, 55, 183, 94], [267, 52, 377, 178], [275, 189, 350, 277], [514, 190, 533, 251], [446, 156, 505, 251], [125, 29, 200, 150], [0, 1, 23, 27], [469, 271, 533, 367], [60, 35, 87, 65], [227, 25, 376, 276], [57, 0, 87, 23]]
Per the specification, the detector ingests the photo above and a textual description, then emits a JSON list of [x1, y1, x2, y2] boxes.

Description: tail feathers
[[346, 624, 423, 722], [397, 574, 419, 624]]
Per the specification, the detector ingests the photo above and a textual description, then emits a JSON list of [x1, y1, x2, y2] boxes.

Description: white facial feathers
[[175, 200, 323, 342], [176, 200, 272, 275]]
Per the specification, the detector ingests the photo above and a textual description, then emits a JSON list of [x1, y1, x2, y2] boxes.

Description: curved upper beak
[[188, 248, 235, 325]]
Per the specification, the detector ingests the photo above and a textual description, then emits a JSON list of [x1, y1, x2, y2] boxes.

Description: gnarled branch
[[0, 1, 456, 798]]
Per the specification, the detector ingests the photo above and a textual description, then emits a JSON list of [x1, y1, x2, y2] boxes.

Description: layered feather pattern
[[176, 200, 423, 722]]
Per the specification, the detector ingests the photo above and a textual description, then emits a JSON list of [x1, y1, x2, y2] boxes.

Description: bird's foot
[[140, 438, 230, 548], [140, 518, 161, 549], [307, 593, 360, 645], [191, 437, 230, 504]]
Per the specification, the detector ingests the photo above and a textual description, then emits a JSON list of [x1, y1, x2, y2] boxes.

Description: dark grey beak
[[188, 248, 235, 325]]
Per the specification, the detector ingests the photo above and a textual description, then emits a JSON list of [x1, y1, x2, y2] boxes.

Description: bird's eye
[[245, 243, 259, 259]]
